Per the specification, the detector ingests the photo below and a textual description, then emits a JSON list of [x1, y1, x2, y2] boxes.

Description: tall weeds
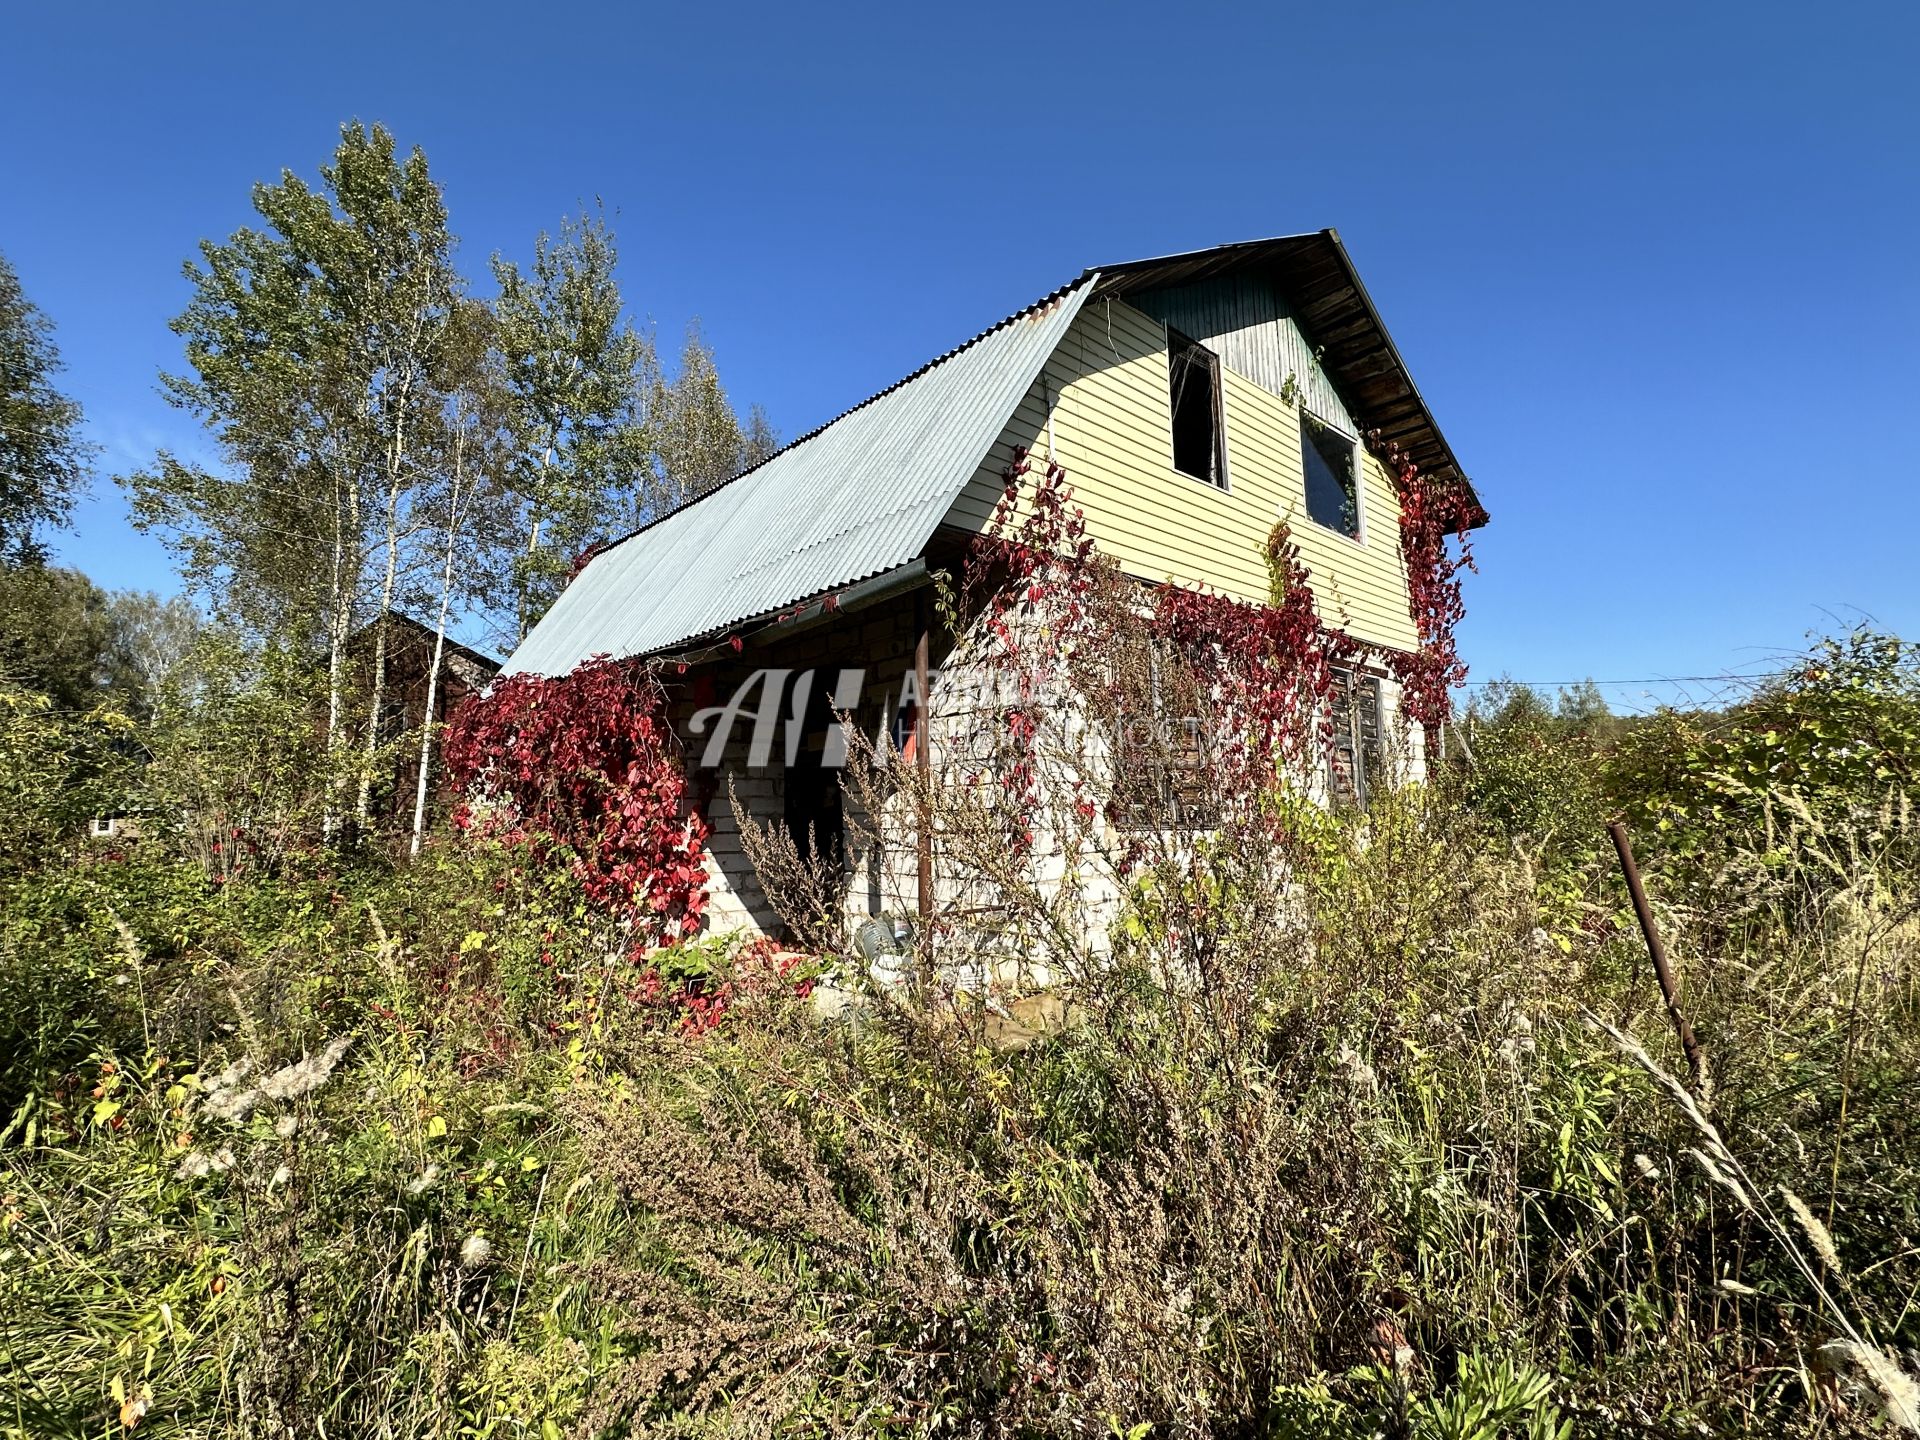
[[4, 623, 1919, 1436]]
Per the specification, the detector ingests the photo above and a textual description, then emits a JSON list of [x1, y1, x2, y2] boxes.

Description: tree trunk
[[356, 376, 417, 828], [322, 460, 361, 841], [355, 489, 403, 827], [516, 437, 557, 644], [411, 424, 471, 856]]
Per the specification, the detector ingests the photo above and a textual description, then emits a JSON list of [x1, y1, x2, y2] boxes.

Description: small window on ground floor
[[1302, 412, 1360, 538], [783, 666, 849, 873], [1329, 667, 1385, 809], [1168, 328, 1226, 488], [1111, 636, 1219, 829]]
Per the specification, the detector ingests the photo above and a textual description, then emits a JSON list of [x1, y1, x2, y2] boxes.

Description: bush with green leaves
[[4, 629, 1920, 1438], [1452, 679, 1615, 866], [1628, 628, 1920, 903]]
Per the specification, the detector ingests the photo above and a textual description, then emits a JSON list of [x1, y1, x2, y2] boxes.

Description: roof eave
[[1087, 230, 1486, 530], [1320, 229, 1488, 530]]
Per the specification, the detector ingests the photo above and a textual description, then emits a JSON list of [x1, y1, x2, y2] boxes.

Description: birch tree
[[491, 210, 650, 640], [328, 129, 458, 825], [649, 323, 763, 507], [124, 122, 457, 835], [411, 300, 511, 853]]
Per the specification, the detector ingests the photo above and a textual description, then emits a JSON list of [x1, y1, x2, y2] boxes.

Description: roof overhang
[[1086, 230, 1486, 528]]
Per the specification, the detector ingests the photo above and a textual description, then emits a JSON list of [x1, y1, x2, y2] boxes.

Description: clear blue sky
[[4, 1, 1915, 709]]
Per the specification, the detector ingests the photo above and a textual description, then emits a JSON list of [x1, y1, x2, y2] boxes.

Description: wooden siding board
[[943, 295, 1418, 653]]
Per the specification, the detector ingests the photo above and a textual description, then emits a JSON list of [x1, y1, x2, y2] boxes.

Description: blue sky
[[4, 1, 1915, 710]]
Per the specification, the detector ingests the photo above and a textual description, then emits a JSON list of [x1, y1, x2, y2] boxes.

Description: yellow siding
[[945, 296, 1419, 654]]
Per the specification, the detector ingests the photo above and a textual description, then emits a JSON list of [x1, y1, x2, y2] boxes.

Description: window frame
[[1165, 325, 1230, 492], [1327, 666, 1386, 810], [1110, 637, 1220, 832], [1299, 409, 1364, 543]]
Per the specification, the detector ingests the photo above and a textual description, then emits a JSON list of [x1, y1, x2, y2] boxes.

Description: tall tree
[[741, 403, 781, 471], [0, 566, 139, 710], [124, 122, 459, 833], [491, 209, 650, 640], [0, 250, 93, 565], [411, 298, 513, 853], [107, 589, 203, 698], [649, 323, 775, 507], [326, 128, 459, 824]]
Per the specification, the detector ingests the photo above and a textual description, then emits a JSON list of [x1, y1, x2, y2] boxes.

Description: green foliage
[[491, 207, 653, 635], [0, 839, 620, 1438], [1404, 1352, 1572, 1440], [647, 322, 771, 508], [137, 628, 356, 877], [129, 122, 455, 639], [0, 566, 195, 713], [1454, 678, 1613, 863], [0, 248, 93, 565], [0, 680, 134, 858], [490, 216, 778, 637], [2, 627, 1918, 1437], [0, 566, 128, 707], [1632, 628, 1920, 883]]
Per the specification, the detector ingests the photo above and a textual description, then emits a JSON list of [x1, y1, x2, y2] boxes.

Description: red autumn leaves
[[444, 656, 710, 944]]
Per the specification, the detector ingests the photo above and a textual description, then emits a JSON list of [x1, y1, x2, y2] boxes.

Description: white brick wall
[[666, 588, 1422, 950]]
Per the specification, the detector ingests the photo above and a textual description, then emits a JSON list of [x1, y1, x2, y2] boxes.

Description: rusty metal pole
[[914, 592, 934, 944], [1608, 820, 1709, 1098]]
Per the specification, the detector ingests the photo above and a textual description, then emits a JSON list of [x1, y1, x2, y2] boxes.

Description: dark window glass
[[783, 668, 848, 873], [1168, 329, 1225, 487], [1302, 414, 1359, 537]]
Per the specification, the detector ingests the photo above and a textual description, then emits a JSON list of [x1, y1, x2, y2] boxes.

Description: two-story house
[[502, 233, 1484, 938]]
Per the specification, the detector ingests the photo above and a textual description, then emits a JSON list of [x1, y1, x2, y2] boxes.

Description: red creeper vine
[[443, 656, 710, 945], [1368, 430, 1477, 728]]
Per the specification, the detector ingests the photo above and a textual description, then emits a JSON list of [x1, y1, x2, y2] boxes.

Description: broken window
[[1168, 328, 1226, 488], [1111, 635, 1218, 829], [1328, 667, 1385, 808], [1302, 413, 1360, 537]]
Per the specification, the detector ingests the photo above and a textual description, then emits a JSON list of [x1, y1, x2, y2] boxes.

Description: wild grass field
[[3, 624, 1917, 1438]]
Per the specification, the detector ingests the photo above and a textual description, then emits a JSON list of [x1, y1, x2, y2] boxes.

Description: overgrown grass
[[3, 636, 1920, 1436]]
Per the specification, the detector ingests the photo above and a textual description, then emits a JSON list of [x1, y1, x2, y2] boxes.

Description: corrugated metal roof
[[504, 233, 1478, 678], [504, 279, 1093, 677]]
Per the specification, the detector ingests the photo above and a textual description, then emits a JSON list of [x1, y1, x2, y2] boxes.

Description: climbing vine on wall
[[968, 435, 1472, 816], [1368, 430, 1478, 728], [1151, 522, 1366, 787], [442, 421, 1475, 933], [443, 656, 710, 944], [959, 447, 1102, 853]]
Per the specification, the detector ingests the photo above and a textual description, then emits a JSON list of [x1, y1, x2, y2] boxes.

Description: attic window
[[1167, 329, 1225, 488], [1302, 413, 1360, 538]]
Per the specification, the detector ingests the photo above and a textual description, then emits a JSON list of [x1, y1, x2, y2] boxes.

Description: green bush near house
[[1, 632, 1917, 1437]]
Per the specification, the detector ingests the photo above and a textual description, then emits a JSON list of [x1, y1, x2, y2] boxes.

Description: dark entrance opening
[[783, 668, 848, 875]]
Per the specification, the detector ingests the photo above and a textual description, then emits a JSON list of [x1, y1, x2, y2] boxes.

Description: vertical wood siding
[[1126, 275, 1360, 438], [944, 294, 1420, 653]]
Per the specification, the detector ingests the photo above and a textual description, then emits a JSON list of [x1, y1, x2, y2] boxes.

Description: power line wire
[[1460, 670, 1791, 688]]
